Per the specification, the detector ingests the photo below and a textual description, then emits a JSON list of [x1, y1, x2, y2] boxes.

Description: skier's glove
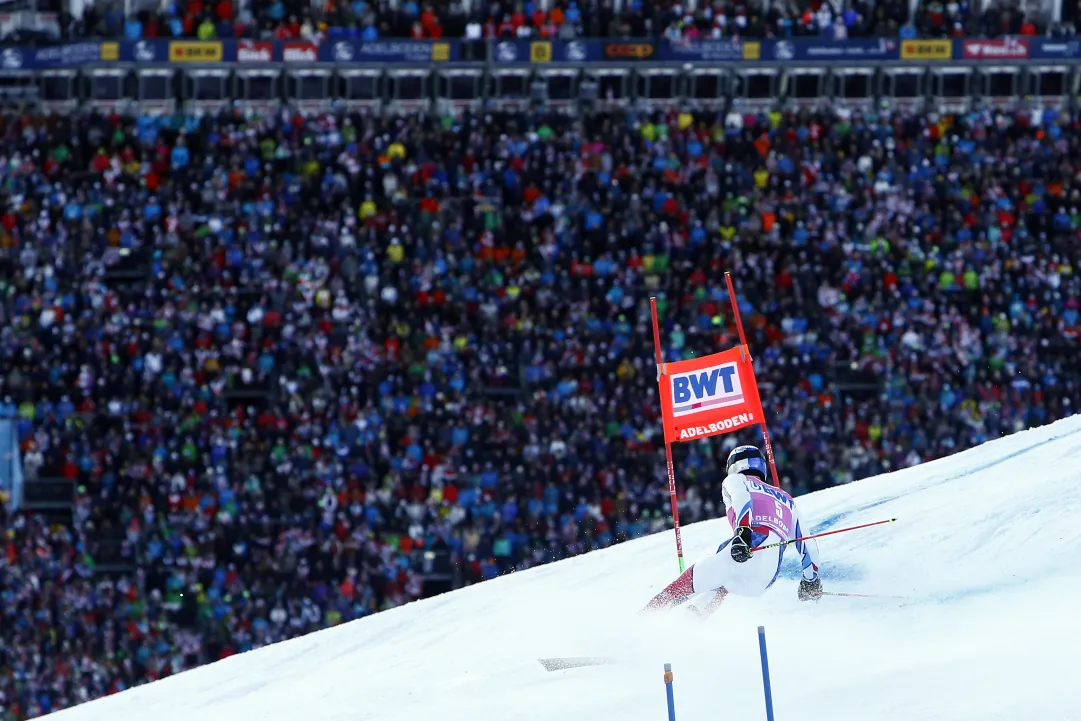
[[798, 577, 823, 602], [730, 526, 753, 563]]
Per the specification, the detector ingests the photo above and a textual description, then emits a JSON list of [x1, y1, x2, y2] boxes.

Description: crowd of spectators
[[2, 101, 1081, 720], [53, 0, 1060, 44], [914, 0, 1046, 38]]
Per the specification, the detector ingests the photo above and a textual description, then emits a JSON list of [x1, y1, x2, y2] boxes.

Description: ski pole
[[750, 517, 896, 553], [822, 591, 906, 600]]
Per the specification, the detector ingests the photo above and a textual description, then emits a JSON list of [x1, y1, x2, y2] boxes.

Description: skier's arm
[[790, 504, 821, 582], [721, 473, 753, 529], [721, 473, 757, 562]]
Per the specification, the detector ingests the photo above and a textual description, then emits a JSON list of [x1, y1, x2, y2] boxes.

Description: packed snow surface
[[46, 416, 1081, 721]]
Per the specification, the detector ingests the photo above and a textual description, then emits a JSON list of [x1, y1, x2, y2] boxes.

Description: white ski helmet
[[726, 445, 767, 480]]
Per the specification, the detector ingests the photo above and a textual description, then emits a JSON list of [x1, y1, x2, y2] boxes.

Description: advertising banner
[[962, 37, 1030, 60], [603, 40, 657, 61], [237, 40, 275, 63], [282, 42, 319, 63], [2, 36, 1077, 69], [30, 43, 106, 68], [764, 38, 900, 62], [493, 39, 602, 63], [493, 40, 535, 63], [321, 40, 455, 63], [559, 40, 600, 62], [0, 47, 27, 69], [899, 39, 952, 60], [168, 41, 224, 63], [657, 39, 747, 62], [1030, 38, 1081, 60], [657, 346, 766, 444], [118, 39, 167, 63]]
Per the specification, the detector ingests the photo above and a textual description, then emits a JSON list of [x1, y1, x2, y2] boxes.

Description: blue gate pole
[[663, 663, 676, 721], [757, 626, 776, 721]]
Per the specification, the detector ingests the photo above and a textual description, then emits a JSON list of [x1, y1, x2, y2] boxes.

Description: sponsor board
[[494, 39, 600, 63], [169, 41, 223, 63], [1, 48, 24, 69], [12, 36, 1076, 69], [132, 40, 159, 63], [333, 41, 355, 62], [283, 42, 318, 63], [327, 40, 451, 63], [495, 41, 518, 62], [604, 42, 655, 60], [33, 43, 104, 67], [431, 42, 450, 61], [774, 41, 796, 61], [238, 40, 274, 62], [0, 38, 455, 67], [530, 41, 552, 63], [771, 38, 898, 61], [670, 362, 744, 417], [658, 39, 744, 62], [1032, 39, 1080, 59], [657, 346, 766, 446], [900, 39, 952, 60], [962, 38, 1029, 60], [564, 41, 588, 62]]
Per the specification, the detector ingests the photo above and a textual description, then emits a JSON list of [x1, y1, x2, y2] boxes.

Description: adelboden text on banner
[[657, 347, 764, 443]]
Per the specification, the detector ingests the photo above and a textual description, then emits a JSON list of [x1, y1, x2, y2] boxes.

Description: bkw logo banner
[[657, 346, 764, 443]]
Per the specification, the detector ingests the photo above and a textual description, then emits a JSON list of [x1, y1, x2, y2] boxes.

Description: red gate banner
[[657, 346, 765, 444]]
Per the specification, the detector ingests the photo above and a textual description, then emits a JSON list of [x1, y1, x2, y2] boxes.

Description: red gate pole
[[724, 272, 783, 489], [650, 296, 686, 573]]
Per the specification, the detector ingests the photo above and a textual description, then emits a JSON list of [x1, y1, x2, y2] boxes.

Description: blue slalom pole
[[663, 663, 676, 721], [757, 626, 776, 721]]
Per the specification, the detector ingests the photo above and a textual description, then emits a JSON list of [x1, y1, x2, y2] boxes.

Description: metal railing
[[0, 37, 1078, 114]]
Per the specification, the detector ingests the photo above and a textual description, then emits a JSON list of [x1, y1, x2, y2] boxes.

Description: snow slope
[[47, 416, 1081, 721]]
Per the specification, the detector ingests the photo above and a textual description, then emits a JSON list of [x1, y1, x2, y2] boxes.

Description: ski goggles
[[728, 455, 768, 478]]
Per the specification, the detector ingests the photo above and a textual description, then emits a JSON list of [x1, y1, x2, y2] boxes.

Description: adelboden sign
[[658, 346, 765, 443]]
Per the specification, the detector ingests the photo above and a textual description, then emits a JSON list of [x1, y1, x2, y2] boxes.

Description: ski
[[538, 657, 615, 672]]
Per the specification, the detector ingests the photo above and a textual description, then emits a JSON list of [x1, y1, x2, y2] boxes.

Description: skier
[[643, 445, 822, 616]]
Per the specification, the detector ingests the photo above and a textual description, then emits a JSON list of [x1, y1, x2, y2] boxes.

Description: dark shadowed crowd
[[1, 103, 1080, 719], [56, 0, 1051, 45]]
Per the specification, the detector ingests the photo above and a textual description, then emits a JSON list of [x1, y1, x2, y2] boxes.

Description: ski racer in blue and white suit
[[643, 445, 823, 615]]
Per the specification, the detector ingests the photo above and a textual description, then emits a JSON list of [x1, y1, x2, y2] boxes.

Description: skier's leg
[[688, 532, 784, 598], [643, 567, 695, 611], [686, 588, 728, 619], [642, 532, 783, 612]]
